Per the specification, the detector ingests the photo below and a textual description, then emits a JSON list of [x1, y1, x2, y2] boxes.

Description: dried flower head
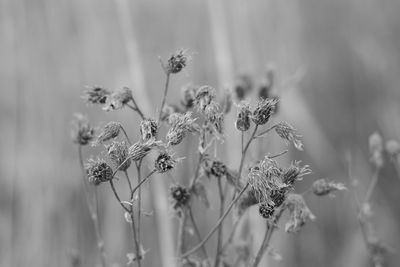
[[180, 84, 198, 110], [312, 178, 346, 197], [166, 49, 189, 74], [235, 102, 251, 132], [71, 114, 95, 146], [385, 140, 400, 157], [82, 86, 110, 104], [103, 87, 133, 111], [106, 141, 131, 171], [86, 159, 113, 185], [282, 161, 311, 186], [140, 119, 158, 141], [195, 86, 216, 111], [170, 184, 191, 209], [128, 139, 162, 162], [284, 194, 315, 233], [94, 122, 121, 145], [207, 160, 227, 178], [166, 112, 196, 146], [271, 188, 287, 207], [275, 121, 303, 151], [259, 202, 275, 219], [234, 74, 253, 100], [155, 151, 176, 173], [252, 98, 278, 125]]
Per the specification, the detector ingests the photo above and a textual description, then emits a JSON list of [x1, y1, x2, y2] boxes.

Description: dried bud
[[166, 112, 196, 146], [235, 102, 251, 131], [275, 121, 303, 150], [252, 98, 278, 125], [195, 86, 216, 111], [94, 122, 121, 145], [181, 84, 198, 109], [128, 139, 161, 161], [204, 101, 221, 122], [259, 202, 275, 219], [86, 159, 113, 185], [312, 179, 346, 197], [140, 119, 158, 141], [82, 86, 110, 104], [284, 194, 315, 233], [282, 161, 311, 186], [170, 184, 191, 209], [71, 114, 95, 146], [385, 140, 400, 157], [166, 49, 189, 74], [106, 141, 131, 171], [103, 87, 132, 111], [369, 132, 384, 168], [155, 151, 176, 173], [209, 160, 227, 178], [234, 74, 253, 100]]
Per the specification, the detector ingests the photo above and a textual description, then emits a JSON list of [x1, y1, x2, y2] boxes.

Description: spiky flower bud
[[166, 112, 196, 146], [195, 86, 216, 111], [209, 160, 227, 178], [235, 102, 251, 131], [106, 141, 131, 171], [86, 159, 113, 185], [259, 202, 275, 219], [94, 122, 121, 145], [284, 194, 315, 233], [234, 74, 253, 100], [140, 119, 158, 141], [170, 184, 191, 209], [82, 86, 110, 104], [252, 98, 278, 125], [166, 49, 189, 74], [282, 161, 311, 186], [369, 132, 384, 168], [275, 121, 303, 151], [103, 87, 133, 111], [128, 139, 161, 162], [181, 84, 198, 109], [155, 151, 176, 173], [71, 114, 95, 146], [312, 179, 346, 196]]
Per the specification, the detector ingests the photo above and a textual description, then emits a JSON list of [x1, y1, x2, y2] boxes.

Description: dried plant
[[72, 49, 345, 267]]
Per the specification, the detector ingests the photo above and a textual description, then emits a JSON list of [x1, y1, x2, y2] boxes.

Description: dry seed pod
[[252, 98, 278, 125], [86, 159, 113, 185]]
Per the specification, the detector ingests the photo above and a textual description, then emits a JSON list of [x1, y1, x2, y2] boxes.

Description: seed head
[[180, 84, 198, 109], [166, 112, 196, 146], [155, 151, 176, 173], [106, 141, 131, 171], [170, 184, 191, 209], [86, 159, 113, 185], [205, 160, 227, 178], [82, 86, 110, 104], [128, 139, 162, 162], [195, 86, 216, 111], [94, 122, 121, 145], [235, 102, 251, 131], [275, 121, 303, 151], [312, 178, 346, 197], [140, 119, 158, 141], [252, 98, 278, 125], [166, 49, 189, 74], [71, 114, 95, 146], [103, 87, 133, 111], [284, 194, 316, 233], [258, 202, 275, 219], [282, 161, 311, 186]]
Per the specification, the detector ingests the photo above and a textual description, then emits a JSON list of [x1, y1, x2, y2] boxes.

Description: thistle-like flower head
[[82, 86, 111, 104], [106, 141, 131, 171], [252, 98, 278, 125], [235, 102, 251, 132], [275, 121, 303, 151], [71, 114, 95, 146], [128, 139, 162, 162], [312, 178, 346, 197], [103, 87, 133, 111], [166, 112, 196, 146], [140, 118, 158, 141], [195, 86, 216, 111], [258, 202, 275, 219], [155, 151, 177, 173], [166, 49, 189, 74], [284, 194, 316, 233], [94, 122, 121, 145], [85, 159, 113, 185], [282, 161, 311, 186], [170, 184, 191, 209]]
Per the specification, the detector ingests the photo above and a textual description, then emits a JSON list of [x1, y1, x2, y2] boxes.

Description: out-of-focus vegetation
[[1, 0, 400, 266]]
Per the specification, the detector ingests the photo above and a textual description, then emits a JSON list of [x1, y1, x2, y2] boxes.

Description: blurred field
[[1, 0, 400, 266]]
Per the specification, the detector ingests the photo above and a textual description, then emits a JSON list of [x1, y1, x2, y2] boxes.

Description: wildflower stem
[[130, 210, 142, 267], [188, 207, 210, 259], [121, 126, 132, 145], [255, 124, 276, 138], [109, 180, 130, 212], [181, 183, 250, 258], [268, 150, 288, 159], [131, 169, 156, 200], [362, 167, 381, 208], [135, 161, 143, 260], [130, 96, 145, 120], [214, 177, 225, 267], [124, 170, 133, 193], [158, 72, 171, 123], [176, 208, 188, 257], [78, 146, 107, 267]]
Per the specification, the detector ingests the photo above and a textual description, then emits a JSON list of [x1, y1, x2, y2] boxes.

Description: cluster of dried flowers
[[71, 49, 345, 267]]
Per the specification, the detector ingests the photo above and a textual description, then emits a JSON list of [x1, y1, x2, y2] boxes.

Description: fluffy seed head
[[106, 141, 131, 171], [284, 194, 316, 233], [312, 179, 346, 196], [155, 151, 176, 173], [82, 86, 110, 104], [166, 49, 189, 74], [195, 86, 216, 111], [282, 161, 311, 186], [140, 119, 158, 141], [252, 98, 278, 125], [170, 184, 191, 209], [71, 114, 95, 146], [103, 87, 132, 111], [86, 159, 113, 185], [94, 122, 121, 145], [235, 102, 251, 132], [275, 121, 303, 151]]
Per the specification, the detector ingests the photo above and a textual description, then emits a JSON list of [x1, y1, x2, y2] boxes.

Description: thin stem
[[124, 170, 133, 194], [268, 150, 288, 159], [362, 167, 381, 206], [158, 72, 171, 123], [109, 180, 130, 212], [176, 208, 188, 258], [135, 161, 142, 259], [78, 146, 107, 267], [130, 210, 142, 267], [120, 126, 132, 145], [131, 170, 156, 200], [181, 183, 249, 258], [255, 124, 277, 138], [189, 153, 204, 189], [188, 207, 210, 259], [214, 177, 225, 267], [128, 97, 145, 120]]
